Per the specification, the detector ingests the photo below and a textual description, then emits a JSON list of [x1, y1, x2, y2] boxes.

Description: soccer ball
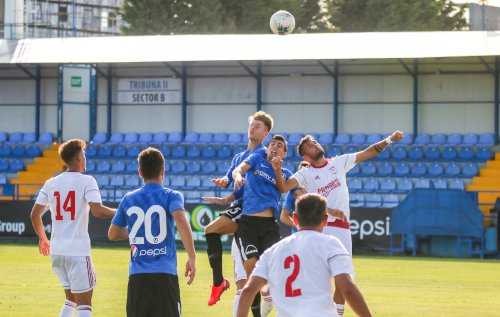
[[270, 10, 295, 35]]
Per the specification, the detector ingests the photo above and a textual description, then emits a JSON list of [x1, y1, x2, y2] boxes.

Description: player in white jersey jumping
[[272, 131, 404, 316], [237, 193, 372, 317], [30, 139, 117, 317]]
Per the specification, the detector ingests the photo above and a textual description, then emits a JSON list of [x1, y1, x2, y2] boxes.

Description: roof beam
[[478, 57, 494, 76], [398, 59, 414, 76], [317, 60, 337, 79], [164, 62, 183, 78], [93, 65, 109, 79], [15, 64, 36, 79], [238, 61, 257, 78]]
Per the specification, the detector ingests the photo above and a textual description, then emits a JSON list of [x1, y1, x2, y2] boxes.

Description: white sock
[[76, 305, 92, 317], [59, 300, 76, 317], [336, 304, 345, 316], [233, 289, 242, 317], [260, 295, 273, 317]]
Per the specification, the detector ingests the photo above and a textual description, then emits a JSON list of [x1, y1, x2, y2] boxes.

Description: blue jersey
[[283, 192, 297, 234], [111, 183, 184, 276], [242, 154, 293, 219], [224, 144, 266, 186]]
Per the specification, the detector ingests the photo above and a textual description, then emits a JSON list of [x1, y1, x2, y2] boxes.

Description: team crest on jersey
[[131, 245, 138, 259], [329, 166, 337, 174]]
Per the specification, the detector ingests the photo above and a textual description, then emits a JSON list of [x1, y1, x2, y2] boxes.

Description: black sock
[[251, 293, 261, 317], [206, 232, 223, 286]]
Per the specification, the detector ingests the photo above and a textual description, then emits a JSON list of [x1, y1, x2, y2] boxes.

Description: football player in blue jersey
[[108, 147, 196, 317]]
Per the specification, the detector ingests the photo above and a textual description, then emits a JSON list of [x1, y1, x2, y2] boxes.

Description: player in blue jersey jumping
[[108, 147, 196, 317]]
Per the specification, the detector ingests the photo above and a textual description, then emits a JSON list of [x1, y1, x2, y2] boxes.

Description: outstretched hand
[[327, 208, 348, 222], [211, 178, 229, 188], [202, 196, 227, 206], [389, 131, 405, 142]]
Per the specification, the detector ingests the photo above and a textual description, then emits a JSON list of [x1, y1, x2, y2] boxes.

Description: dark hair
[[249, 111, 274, 132], [297, 135, 315, 157], [295, 193, 327, 227], [138, 147, 165, 180], [270, 134, 288, 152], [298, 161, 309, 169], [58, 139, 86, 166]]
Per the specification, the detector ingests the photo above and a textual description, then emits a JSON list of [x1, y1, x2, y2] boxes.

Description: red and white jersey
[[251, 230, 353, 317], [291, 154, 356, 222], [35, 172, 102, 256]]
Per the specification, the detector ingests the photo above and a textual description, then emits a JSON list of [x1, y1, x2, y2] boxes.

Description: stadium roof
[[2, 31, 500, 64]]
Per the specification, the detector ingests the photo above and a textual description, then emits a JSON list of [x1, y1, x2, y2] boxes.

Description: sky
[[453, 0, 500, 7]]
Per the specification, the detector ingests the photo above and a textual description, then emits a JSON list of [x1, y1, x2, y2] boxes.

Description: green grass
[[0, 243, 499, 316]]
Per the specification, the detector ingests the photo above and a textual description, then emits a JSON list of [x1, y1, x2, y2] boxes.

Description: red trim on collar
[[66, 170, 79, 173], [310, 159, 328, 169]]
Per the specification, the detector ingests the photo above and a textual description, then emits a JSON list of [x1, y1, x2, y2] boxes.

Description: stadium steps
[[8, 144, 62, 199], [466, 151, 500, 226]]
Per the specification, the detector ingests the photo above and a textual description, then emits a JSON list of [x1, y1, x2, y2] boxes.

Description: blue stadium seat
[[171, 175, 186, 187], [0, 145, 10, 157], [233, 145, 246, 156], [12, 145, 26, 158], [432, 178, 448, 189], [446, 133, 463, 145], [282, 160, 296, 173], [410, 163, 427, 177], [167, 132, 183, 144], [241, 134, 249, 145], [0, 173, 7, 186], [263, 133, 274, 145], [318, 133, 334, 145], [201, 177, 214, 189], [171, 145, 186, 158], [112, 145, 127, 158], [430, 133, 446, 146], [127, 145, 142, 159], [478, 133, 495, 145], [349, 193, 365, 208], [350, 133, 366, 145], [97, 145, 112, 158], [227, 132, 243, 144], [347, 164, 360, 176], [361, 178, 379, 193], [109, 132, 124, 144], [171, 161, 186, 174], [201, 161, 217, 174], [395, 178, 413, 193], [111, 160, 126, 173], [92, 132, 107, 144], [95, 175, 110, 188], [365, 193, 382, 208], [217, 161, 231, 174], [392, 147, 407, 161], [96, 160, 111, 173], [345, 146, 359, 154], [462, 163, 479, 178], [21, 132, 37, 144], [36, 132, 53, 144], [462, 133, 478, 145], [476, 147, 493, 161], [153, 132, 168, 144], [185, 191, 202, 203], [424, 146, 440, 161], [198, 132, 213, 144], [428, 162, 444, 177], [86, 160, 96, 173], [377, 162, 393, 177], [360, 162, 377, 177], [326, 146, 342, 158], [408, 147, 424, 161], [0, 132, 7, 143], [9, 159, 25, 172], [202, 146, 216, 159], [186, 175, 202, 188], [444, 163, 461, 177], [347, 178, 363, 193], [164, 161, 170, 173], [213, 132, 228, 144], [334, 133, 350, 145], [217, 145, 232, 159], [6, 132, 23, 144], [126, 160, 139, 174], [442, 147, 457, 161], [0, 160, 9, 172], [158, 145, 170, 158], [458, 147, 474, 162], [379, 178, 397, 193], [414, 179, 431, 189], [288, 133, 303, 146], [86, 145, 97, 158], [110, 175, 125, 188], [124, 132, 138, 144], [163, 176, 170, 187], [382, 194, 400, 208], [186, 161, 201, 174], [373, 147, 391, 161], [414, 133, 431, 146], [394, 162, 410, 177], [138, 132, 153, 144], [396, 133, 413, 146], [26, 145, 41, 158], [365, 133, 382, 145], [124, 175, 140, 188], [449, 179, 465, 190], [186, 145, 201, 159], [183, 132, 199, 144]]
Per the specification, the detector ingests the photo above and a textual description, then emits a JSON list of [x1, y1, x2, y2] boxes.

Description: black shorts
[[127, 273, 180, 317], [235, 215, 280, 261], [220, 202, 243, 221]]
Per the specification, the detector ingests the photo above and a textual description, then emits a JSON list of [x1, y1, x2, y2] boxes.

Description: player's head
[[266, 134, 287, 160], [297, 135, 325, 162], [248, 111, 274, 143], [58, 139, 87, 171], [294, 193, 328, 229], [137, 147, 165, 182]]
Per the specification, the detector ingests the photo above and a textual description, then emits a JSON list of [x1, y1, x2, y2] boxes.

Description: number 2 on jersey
[[54, 191, 76, 220], [284, 254, 302, 297]]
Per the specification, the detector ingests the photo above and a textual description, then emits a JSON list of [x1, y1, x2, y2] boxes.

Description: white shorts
[[231, 238, 247, 283], [51, 255, 97, 294], [322, 226, 353, 256]]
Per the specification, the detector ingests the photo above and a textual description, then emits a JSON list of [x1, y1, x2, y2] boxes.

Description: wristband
[[385, 136, 393, 144]]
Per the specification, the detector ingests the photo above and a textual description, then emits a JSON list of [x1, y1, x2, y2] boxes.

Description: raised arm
[[232, 161, 251, 190], [89, 202, 116, 218], [355, 131, 404, 163], [271, 156, 300, 193], [30, 204, 50, 256], [173, 209, 196, 285]]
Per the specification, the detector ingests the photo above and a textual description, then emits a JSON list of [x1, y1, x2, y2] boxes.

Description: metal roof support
[[238, 61, 257, 78], [398, 59, 415, 76], [57, 65, 63, 143], [15, 64, 36, 79], [181, 63, 187, 137], [495, 57, 499, 144], [256, 62, 262, 111], [318, 60, 339, 135], [93, 65, 109, 80], [412, 59, 419, 137], [478, 57, 494, 76], [106, 65, 112, 137], [89, 67, 97, 140], [35, 65, 41, 139], [164, 62, 182, 78]]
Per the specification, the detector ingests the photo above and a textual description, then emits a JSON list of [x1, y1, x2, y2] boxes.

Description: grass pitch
[[0, 243, 499, 316]]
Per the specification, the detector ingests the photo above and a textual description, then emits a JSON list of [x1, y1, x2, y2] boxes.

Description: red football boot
[[208, 278, 230, 306]]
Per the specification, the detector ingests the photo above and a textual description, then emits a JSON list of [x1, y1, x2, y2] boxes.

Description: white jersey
[[291, 154, 356, 222], [251, 230, 353, 317], [35, 172, 102, 256]]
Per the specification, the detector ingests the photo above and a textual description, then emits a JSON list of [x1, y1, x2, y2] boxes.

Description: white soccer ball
[[270, 10, 295, 35]]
